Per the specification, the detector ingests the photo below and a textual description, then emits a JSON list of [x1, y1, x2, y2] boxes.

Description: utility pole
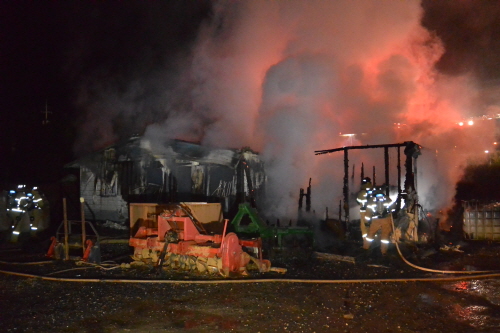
[[41, 100, 52, 125]]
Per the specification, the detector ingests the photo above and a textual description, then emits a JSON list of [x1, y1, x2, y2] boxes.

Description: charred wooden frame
[[315, 141, 421, 224]]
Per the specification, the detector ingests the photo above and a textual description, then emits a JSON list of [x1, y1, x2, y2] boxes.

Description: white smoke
[[80, 0, 496, 221]]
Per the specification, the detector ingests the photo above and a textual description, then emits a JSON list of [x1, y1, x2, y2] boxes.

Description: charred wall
[[68, 139, 266, 223]]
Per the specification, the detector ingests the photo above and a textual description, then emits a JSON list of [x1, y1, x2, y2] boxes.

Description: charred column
[[306, 178, 311, 212], [384, 146, 390, 197], [403, 141, 421, 194], [372, 166, 376, 187], [243, 160, 256, 207], [298, 188, 304, 210], [343, 148, 349, 224], [298, 179, 312, 212], [397, 146, 402, 211], [236, 157, 245, 205]]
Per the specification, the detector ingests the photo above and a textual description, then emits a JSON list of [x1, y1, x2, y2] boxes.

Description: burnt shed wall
[[73, 139, 265, 223]]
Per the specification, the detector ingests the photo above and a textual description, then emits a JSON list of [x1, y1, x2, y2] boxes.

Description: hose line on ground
[[390, 216, 499, 275], [1, 268, 500, 284], [0, 260, 54, 265], [45, 267, 97, 276]]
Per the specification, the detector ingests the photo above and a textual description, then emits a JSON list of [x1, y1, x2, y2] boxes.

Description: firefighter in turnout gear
[[356, 177, 373, 245], [9, 185, 32, 242], [363, 185, 394, 255], [29, 187, 49, 232], [5, 185, 49, 242]]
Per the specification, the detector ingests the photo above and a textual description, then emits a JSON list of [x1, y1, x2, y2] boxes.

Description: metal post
[[63, 198, 69, 261], [80, 197, 86, 257]]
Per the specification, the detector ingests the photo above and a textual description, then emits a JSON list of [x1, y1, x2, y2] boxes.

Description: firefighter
[[356, 177, 373, 246], [30, 187, 49, 232], [363, 185, 394, 255], [10, 185, 31, 242]]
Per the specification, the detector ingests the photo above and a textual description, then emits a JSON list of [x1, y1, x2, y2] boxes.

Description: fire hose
[[389, 215, 499, 275], [1, 267, 500, 284]]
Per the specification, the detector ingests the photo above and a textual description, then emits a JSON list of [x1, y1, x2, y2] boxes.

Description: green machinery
[[231, 203, 314, 252]]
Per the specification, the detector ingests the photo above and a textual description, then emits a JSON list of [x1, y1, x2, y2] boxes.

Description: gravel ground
[[1, 240, 500, 332]]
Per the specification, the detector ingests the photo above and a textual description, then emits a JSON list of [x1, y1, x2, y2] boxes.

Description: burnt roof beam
[[314, 141, 416, 155]]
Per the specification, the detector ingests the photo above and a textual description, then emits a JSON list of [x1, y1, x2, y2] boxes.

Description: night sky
[[1, 0, 500, 191], [1, 1, 211, 187]]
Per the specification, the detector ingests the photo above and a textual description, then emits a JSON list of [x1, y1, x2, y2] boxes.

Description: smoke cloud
[[74, 0, 499, 221]]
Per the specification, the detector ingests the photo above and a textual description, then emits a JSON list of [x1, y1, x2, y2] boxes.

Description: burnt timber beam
[[314, 142, 412, 155]]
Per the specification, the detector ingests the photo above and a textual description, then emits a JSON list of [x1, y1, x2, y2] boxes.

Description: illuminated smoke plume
[[75, 1, 498, 221]]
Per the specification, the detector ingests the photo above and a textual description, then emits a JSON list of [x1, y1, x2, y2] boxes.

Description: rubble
[[100, 220, 127, 230], [440, 244, 465, 253], [313, 251, 356, 263]]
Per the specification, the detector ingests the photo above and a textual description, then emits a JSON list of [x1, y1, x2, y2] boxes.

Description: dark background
[[0, 1, 212, 189]]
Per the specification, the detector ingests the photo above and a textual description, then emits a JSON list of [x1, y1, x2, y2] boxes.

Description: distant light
[[31, 227, 38, 231], [12, 231, 20, 235], [458, 122, 464, 126], [485, 150, 489, 154], [340, 134, 355, 137], [468, 120, 474, 126], [494, 142, 498, 145]]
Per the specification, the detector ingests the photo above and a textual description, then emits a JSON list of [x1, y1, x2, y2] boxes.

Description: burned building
[[66, 137, 266, 224]]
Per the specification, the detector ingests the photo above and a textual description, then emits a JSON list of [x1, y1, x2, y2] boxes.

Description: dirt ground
[[1, 240, 500, 333]]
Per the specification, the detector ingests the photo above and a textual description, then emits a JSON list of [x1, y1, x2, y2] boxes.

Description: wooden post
[[373, 166, 376, 187], [384, 146, 390, 196], [80, 197, 86, 257], [397, 146, 401, 211], [63, 198, 69, 261], [343, 148, 349, 225], [306, 178, 311, 212]]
